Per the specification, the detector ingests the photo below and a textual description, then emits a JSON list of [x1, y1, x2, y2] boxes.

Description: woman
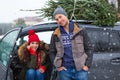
[[17, 30, 50, 80]]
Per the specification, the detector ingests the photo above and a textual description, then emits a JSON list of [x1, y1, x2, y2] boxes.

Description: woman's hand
[[39, 68, 45, 73], [27, 46, 36, 55], [39, 66, 46, 73]]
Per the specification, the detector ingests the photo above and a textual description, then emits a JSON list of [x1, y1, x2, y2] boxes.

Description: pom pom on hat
[[28, 30, 40, 44], [28, 30, 35, 36]]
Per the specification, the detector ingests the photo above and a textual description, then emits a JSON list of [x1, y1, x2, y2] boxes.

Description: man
[[49, 6, 93, 80]]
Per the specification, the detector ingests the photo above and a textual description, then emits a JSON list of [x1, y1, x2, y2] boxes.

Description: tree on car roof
[[38, 0, 116, 26]]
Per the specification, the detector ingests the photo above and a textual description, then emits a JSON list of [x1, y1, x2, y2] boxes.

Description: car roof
[[19, 20, 120, 37], [20, 22, 57, 37]]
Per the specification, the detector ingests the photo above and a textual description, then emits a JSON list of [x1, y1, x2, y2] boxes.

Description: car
[[0, 20, 120, 80]]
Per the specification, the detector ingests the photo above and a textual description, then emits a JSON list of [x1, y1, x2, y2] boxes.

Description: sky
[[0, 0, 48, 23]]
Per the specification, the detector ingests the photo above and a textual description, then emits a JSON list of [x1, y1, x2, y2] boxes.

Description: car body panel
[[86, 27, 120, 80], [89, 53, 120, 80]]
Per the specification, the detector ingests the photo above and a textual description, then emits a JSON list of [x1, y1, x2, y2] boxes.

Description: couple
[[18, 6, 93, 80]]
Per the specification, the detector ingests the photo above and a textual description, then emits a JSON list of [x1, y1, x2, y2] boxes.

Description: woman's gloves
[[27, 46, 36, 55], [39, 66, 46, 73]]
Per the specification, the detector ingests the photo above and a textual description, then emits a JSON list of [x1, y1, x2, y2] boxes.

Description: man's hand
[[83, 66, 89, 71], [57, 66, 67, 71]]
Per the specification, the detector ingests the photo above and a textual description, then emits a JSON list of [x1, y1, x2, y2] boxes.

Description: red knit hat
[[28, 30, 40, 44]]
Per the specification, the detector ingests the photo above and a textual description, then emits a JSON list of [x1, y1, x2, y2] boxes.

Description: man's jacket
[[49, 23, 93, 71]]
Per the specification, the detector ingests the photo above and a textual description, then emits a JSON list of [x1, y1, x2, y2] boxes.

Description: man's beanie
[[28, 30, 40, 44], [53, 6, 67, 18]]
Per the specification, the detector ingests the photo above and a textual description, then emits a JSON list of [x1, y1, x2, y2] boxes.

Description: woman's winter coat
[[17, 41, 52, 80]]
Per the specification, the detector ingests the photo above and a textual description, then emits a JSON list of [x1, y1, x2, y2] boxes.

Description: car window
[[16, 31, 53, 46], [0, 29, 20, 66], [86, 28, 109, 52], [86, 28, 120, 52], [109, 30, 120, 51]]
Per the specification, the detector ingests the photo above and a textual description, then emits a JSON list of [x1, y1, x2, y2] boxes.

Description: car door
[[86, 28, 120, 80], [0, 28, 22, 80]]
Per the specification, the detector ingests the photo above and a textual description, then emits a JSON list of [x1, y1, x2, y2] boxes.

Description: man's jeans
[[26, 69, 45, 80], [59, 67, 88, 80]]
